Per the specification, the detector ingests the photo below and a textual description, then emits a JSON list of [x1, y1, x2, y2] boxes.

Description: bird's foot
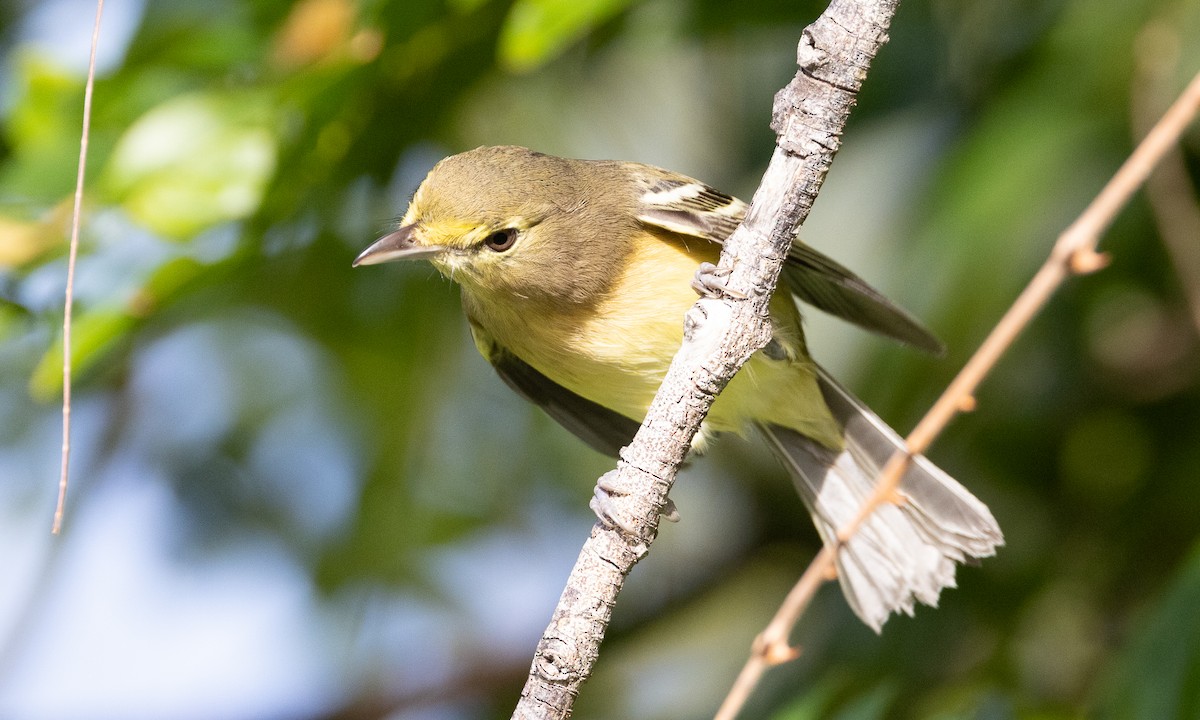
[[691, 262, 747, 299], [589, 470, 679, 536]]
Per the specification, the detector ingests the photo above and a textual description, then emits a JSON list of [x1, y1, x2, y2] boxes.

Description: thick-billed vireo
[[354, 145, 1002, 631]]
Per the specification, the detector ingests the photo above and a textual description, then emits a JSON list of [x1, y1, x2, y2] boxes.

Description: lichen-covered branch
[[511, 1, 901, 717]]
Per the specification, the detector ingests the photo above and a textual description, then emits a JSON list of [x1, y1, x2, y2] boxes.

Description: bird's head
[[354, 145, 632, 308]]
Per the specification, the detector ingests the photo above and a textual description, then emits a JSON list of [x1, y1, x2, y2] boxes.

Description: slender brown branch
[[1133, 21, 1200, 337], [716, 67, 1200, 720], [53, 0, 105, 535]]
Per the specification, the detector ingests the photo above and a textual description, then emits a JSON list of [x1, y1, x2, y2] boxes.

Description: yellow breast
[[464, 232, 840, 448]]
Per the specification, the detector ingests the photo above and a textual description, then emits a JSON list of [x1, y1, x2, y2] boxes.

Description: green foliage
[[1099, 542, 1200, 720], [1, 0, 1198, 718], [30, 307, 135, 399], [772, 677, 895, 720], [1, 57, 88, 200], [499, 0, 637, 72], [104, 91, 279, 238]]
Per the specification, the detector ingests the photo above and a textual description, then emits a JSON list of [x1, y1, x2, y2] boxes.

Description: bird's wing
[[632, 172, 943, 354], [633, 174, 746, 243], [780, 244, 944, 354], [469, 321, 640, 458]]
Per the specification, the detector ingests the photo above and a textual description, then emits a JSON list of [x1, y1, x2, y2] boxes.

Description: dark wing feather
[[470, 323, 639, 457], [783, 245, 944, 354], [631, 169, 943, 354]]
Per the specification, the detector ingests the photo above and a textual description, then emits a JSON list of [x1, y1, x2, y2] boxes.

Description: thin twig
[[53, 0, 105, 535], [1133, 21, 1200, 337], [716, 67, 1200, 720]]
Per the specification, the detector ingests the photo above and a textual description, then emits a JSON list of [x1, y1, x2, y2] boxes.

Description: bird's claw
[[590, 471, 679, 535], [691, 262, 746, 299]]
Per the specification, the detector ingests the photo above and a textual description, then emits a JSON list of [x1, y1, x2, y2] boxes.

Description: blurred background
[[1, 0, 1199, 718]]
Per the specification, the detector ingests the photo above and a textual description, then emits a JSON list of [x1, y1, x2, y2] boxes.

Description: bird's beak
[[352, 225, 445, 267]]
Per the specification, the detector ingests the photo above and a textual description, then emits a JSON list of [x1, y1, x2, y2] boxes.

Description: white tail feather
[[758, 367, 1002, 632]]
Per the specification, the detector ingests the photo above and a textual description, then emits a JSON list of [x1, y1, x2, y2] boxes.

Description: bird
[[353, 145, 1002, 631]]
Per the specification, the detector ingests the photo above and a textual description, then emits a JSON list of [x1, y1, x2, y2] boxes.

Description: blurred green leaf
[[1098, 542, 1200, 720], [141, 255, 207, 299], [103, 91, 278, 238], [829, 684, 896, 720], [772, 676, 846, 720], [27, 256, 207, 400], [772, 677, 895, 720], [30, 308, 135, 400], [498, 0, 635, 72], [0, 56, 86, 201], [447, 0, 491, 14], [0, 299, 29, 340]]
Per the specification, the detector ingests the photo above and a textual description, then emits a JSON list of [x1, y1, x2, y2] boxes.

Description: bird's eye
[[484, 228, 517, 252]]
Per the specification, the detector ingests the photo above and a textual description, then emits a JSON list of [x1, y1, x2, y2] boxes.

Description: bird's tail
[[757, 367, 1002, 632]]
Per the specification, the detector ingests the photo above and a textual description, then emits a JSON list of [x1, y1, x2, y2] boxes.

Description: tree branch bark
[[511, 1, 902, 717]]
